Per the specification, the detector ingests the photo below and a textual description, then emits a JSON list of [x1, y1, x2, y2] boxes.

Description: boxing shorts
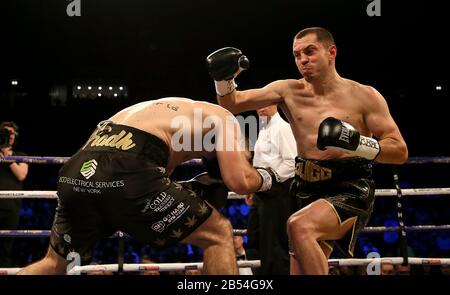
[[290, 156, 375, 256], [50, 121, 213, 263]]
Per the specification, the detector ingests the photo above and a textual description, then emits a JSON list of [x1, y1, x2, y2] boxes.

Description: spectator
[[381, 262, 395, 275], [0, 121, 29, 267]]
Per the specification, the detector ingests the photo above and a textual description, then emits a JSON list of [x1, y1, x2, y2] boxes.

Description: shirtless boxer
[[206, 27, 408, 274], [18, 97, 279, 275]]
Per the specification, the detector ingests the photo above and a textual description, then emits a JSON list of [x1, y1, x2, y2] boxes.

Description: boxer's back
[[109, 97, 231, 169]]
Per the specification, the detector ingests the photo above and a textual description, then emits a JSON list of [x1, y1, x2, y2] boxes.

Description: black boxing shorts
[[50, 121, 212, 263], [290, 156, 375, 257]]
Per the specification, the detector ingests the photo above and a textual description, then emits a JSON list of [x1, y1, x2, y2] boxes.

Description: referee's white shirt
[[253, 113, 297, 182]]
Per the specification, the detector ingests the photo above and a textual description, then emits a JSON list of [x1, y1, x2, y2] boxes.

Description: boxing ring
[[1, 156, 450, 275]]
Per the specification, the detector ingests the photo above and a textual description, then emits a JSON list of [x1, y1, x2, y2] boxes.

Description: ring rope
[[67, 260, 260, 275], [3, 187, 450, 199], [404, 156, 450, 164], [0, 260, 260, 275], [1, 155, 448, 274], [0, 191, 59, 199], [327, 257, 450, 267], [0, 268, 22, 275], [0, 230, 127, 238], [2, 224, 450, 238], [236, 225, 450, 235], [0, 156, 70, 164], [1, 256, 449, 275], [235, 225, 450, 235], [2, 155, 450, 165]]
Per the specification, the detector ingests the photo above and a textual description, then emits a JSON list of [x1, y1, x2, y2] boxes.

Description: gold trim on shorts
[[322, 199, 358, 257]]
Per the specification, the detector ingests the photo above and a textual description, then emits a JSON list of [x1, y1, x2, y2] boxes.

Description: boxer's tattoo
[[166, 103, 179, 111], [154, 102, 179, 111]]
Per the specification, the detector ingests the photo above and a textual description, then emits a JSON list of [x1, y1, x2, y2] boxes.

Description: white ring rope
[[2, 187, 450, 199], [327, 257, 450, 266], [0, 268, 22, 275], [0, 156, 70, 165], [1, 156, 448, 275], [0, 260, 261, 275], [2, 224, 450, 238], [2, 156, 450, 165], [232, 225, 450, 235], [1, 257, 449, 275], [0, 191, 59, 199]]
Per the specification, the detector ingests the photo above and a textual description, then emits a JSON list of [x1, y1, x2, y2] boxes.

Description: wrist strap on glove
[[352, 136, 381, 160], [215, 80, 237, 96], [256, 167, 279, 192]]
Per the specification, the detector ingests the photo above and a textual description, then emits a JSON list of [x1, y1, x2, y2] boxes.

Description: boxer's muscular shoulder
[[267, 79, 305, 91], [197, 101, 233, 118], [348, 80, 386, 110], [346, 79, 376, 97]]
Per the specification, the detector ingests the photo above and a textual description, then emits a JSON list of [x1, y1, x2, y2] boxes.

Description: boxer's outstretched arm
[[217, 150, 262, 194], [217, 82, 284, 114], [212, 114, 261, 194], [207, 47, 283, 114], [211, 112, 280, 194]]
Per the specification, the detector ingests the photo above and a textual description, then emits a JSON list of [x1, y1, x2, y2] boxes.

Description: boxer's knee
[[185, 208, 233, 249], [45, 246, 69, 273], [208, 212, 234, 243], [287, 213, 316, 241]]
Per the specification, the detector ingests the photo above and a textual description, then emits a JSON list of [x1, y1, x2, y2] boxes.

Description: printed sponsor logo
[[151, 221, 165, 233], [422, 259, 442, 265], [80, 159, 97, 179], [150, 202, 190, 233], [139, 265, 160, 271], [360, 137, 378, 149], [59, 176, 125, 194], [295, 161, 332, 182], [338, 122, 351, 143], [82, 130, 136, 151], [162, 202, 190, 225], [141, 191, 175, 213]]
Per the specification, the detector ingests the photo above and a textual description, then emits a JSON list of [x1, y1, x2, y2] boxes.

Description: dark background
[[1, 0, 448, 158]]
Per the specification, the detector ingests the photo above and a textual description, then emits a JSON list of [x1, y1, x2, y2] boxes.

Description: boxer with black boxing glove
[[206, 47, 249, 97], [317, 117, 380, 160], [207, 27, 408, 274], [18, 97, 280, 275], [180, 149, 281, 211]]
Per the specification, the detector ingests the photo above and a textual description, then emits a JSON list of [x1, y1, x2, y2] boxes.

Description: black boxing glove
[[255, 167, 281, 192], [202, 157, 222, 180], [317, 117, 380, 160], [206, 47, 250, 96]]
